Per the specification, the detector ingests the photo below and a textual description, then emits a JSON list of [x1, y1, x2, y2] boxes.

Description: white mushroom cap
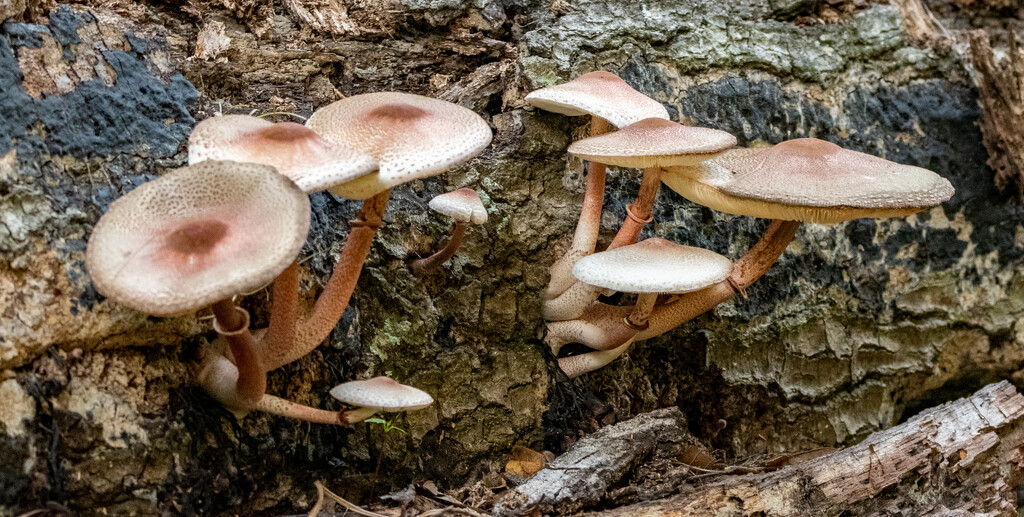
[[428, 188, 487, 224], [524, 71, 670, 128], [188, 115, 379, 193], [306, 92, 493, 200], [662, 138, 956, 224], [568, 118, 737, 168], [329, 376, 434, 410], [572, 238, 732, 294], [86, 160, 310, 316]]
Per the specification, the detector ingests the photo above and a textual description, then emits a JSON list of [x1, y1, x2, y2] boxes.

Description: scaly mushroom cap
[[428, 188, 487, 224], [568, 118, 737, 168], [329, 376, 434, 410], [572, 238, 732, 294], [663, 138, 955, 224], [525, 71, 670, 128], [188, 115, 379, 193], [86, 160, 310, 316], [306, 92, 493, 199]]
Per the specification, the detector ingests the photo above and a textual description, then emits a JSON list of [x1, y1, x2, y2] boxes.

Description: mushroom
[[552, 138, 955, 353], [409, 188, 488, 276], [329, 376, 434, 425], [187, 114, 378, 193], [551, 238, 732, 377], [525, 71, 670, 300], [275, 92, 492, 370], [544, 118, 736, 322], [86, 160, 310, 409]]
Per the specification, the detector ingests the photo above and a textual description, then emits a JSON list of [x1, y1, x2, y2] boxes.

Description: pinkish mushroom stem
[[339, 406, 381, 425], [255, 394, 344, 425], [257, 261, 299, 368], [211, 300, 265, 406], [545, 302, 639, 354], [546, 116, 610, 299], [607, 166, 661, 250], [262, 189, 391, 371], [558, 338, 634, 379], [408, 220, 467, 276]]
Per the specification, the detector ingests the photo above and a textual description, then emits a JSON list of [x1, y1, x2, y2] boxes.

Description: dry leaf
[[505, 446, 547, 478]]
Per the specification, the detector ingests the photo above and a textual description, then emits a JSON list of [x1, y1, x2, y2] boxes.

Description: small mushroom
[[409, 188, 487, 276], [329, 376, 434, 425], [188, 115, 378, 193], [86, 160, 310, 409], [544, 118, 736, 322], [525, 72, 670, 300], [552, 238, 732, 377]]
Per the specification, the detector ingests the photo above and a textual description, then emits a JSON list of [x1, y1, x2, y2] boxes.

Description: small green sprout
[[364, 416, 406, 434]]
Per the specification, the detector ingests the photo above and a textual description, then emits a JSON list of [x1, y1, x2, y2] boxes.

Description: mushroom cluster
[[530, 72, 956, 378], [86, 91, 493, 424]]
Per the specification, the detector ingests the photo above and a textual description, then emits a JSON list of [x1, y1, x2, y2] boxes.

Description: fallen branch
[[593, 381, 1024, 516]]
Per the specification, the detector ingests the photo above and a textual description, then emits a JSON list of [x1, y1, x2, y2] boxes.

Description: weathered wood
[[970, 27, 1024, 198], [592, 381, 1024, 517], [492, 407, 691, 517]]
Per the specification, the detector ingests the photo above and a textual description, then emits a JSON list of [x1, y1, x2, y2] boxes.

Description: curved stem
[[256, 394, 344, 425], [606, 167, 662, 250], [340, 406, 380, 425], [264, 189, 391, 371], [409, 221, 467, 276], [546, 116, 610, 299], [257, 262, 299, 369], [636, 220, 801, 341], [558, 338, 634, 378], [211, 300, 264, 407], [544, 302, 637, 354], [626, 293, 657, 328], [544, 167, 663, 321]]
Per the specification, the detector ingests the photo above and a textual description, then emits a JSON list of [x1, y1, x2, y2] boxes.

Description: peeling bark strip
[[493, 408, 689, 516], [589, 381, 1024, 517], [970, 28, 1024, 199]]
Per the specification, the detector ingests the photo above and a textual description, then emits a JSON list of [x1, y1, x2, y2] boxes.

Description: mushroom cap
[[329, 376, 434, 410], [428, 188, 487, 224], [86, 160, 310, 316], [525, 71, 670, 128], [306, 92, 493, 199], [567, 118, 738, 168], [572, 238, 732, 294], [662, 138, 955, 224], [188, 115, 379, 193]]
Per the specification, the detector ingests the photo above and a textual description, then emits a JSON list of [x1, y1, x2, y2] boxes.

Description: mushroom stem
[[255, 394, 344, 425], [543, 167, 663, 321], [546, 116, 610, 300], [265, 189, 391, 371], [339, 406, 380, 425], [544, 301, 638, 354], [626, 293, 657, 329], [635, 220, 801, 341], [558, 338, 634, 379], [606, 166, 662, 250], [408, 221, 468, 276], [257, 261, 299, 368], [211, 301, 265, 406]]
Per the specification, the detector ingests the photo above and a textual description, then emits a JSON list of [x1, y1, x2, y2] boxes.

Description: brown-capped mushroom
[[544, 118, 736, 321], [188, 115, 379, 193], [526, 72, 670, 300], [409, 188, 487, 276], [634, 138, 954, 343], [86, 160, 310, 408], [551, 239, 732, 377]]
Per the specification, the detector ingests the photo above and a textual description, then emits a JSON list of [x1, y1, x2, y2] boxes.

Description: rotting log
[[493, 407, 692, 516], [590, 381, 1024, 516], [970, 27, 1024, 199]]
